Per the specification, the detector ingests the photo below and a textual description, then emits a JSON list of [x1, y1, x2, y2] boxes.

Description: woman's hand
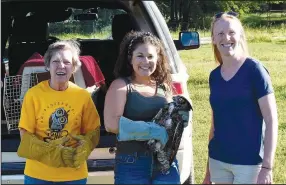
[[68, 129, 100, 168], [257, 168, 272, 184], [202, 173, 211, 184], [117, 116, 169, 147], [17, 131, 76, 168]]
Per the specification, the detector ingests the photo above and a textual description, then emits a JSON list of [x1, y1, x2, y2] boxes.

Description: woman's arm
[[104, 79, 168, 146], [256, 93, 278, 184], [81, 92, 101, 134], [18, 89, 36, 134], [202, 110, 215, 184], [19, 128, 27, 138], [258, 93, 278, 169], [17, 128, 75, 168], [104, 79, 127, 134], [69, 93, 102, 168]]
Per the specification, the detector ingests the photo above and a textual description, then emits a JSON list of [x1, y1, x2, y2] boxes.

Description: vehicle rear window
[[48, 8, 126, 40]]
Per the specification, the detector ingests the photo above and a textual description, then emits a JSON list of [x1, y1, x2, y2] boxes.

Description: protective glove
[[117, 116, 169, 148], [69, 127, 100, 168], [17, 132, 76, 168]]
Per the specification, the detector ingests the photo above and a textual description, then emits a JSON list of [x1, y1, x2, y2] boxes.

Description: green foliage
[[241, 13, 286, 28], [156, 0, 286, 30], [49, 8, 125, 35], [156, 0, 171, 20], [50, 31, 110, 40]]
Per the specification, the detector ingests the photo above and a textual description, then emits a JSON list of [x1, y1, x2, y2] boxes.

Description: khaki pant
[[209, 157, 261, 184]]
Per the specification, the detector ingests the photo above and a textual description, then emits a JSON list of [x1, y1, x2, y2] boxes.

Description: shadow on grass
[[242, 14, 286, 27], [279, 122, 286, 130], [187, 78, 209, 86], [276, 40, 286, 44]]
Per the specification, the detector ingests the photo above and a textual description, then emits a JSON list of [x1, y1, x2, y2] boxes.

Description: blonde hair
[[44, 40, 81, 71], [210, 13, 249, 65]]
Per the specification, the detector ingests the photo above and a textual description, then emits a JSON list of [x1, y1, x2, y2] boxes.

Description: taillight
[[172, 81, 184, 95]]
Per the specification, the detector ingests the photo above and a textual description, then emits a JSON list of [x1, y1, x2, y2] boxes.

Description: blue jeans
[[24, 175, 87, 184], [114, 152, 181, 184]]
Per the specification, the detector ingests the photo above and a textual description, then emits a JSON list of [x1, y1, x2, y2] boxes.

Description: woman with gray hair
[[17, 40, 101, 184]]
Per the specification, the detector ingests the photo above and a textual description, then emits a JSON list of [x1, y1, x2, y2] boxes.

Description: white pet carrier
[[2, 74, 38, 132]]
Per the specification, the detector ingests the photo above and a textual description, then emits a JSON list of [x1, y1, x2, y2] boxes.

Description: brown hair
[[44, 40, 81, 71], [211, 13, 249, 65], [114, 31, 172, 92]]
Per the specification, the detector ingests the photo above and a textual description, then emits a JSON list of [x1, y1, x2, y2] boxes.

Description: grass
[[179, 42, 286, 183], [241, 12, 286, 28], [51, 24, 286, 44], [53, 26, 286, 45], [170, 25, 286, 43], [50, 31, 111, 40], [170, 12, 286, 43]]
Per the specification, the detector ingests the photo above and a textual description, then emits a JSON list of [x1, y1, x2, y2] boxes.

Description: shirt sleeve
[[81, 93, 101, 134], [252, 63, 274, 100], [18, 89, 36, 133]]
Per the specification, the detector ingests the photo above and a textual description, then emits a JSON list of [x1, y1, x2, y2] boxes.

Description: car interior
[[1, 1, 140, 151]]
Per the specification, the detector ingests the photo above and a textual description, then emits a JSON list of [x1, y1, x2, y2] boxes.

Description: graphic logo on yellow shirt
[[49, 108, 69, 130], [39, 101, 80, 142], [43, 107, 70, 142]]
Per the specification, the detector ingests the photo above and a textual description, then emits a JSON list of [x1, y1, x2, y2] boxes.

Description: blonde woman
[[203, 12, 278, 184]]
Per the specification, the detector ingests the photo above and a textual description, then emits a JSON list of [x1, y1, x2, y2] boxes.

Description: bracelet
[[262, 166, 272, 170]]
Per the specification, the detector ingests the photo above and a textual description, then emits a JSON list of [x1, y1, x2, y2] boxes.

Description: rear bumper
[[87, 171, 114, 184], [1, 136, 193, 184], [1, 150, 116, 184], [1, 149, 192, 184], [1, 171, 114, 184], [2, 175, 25, 184]]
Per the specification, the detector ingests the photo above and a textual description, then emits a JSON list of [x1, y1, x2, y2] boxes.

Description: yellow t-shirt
[[18, 80, 101, 181]]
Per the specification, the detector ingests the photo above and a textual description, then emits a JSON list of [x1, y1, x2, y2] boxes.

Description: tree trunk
[[169, 0, 178, 31], [181, 0, 190, 31]]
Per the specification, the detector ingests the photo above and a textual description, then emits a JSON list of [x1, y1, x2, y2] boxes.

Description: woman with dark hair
[[104, 31, 189, 184]]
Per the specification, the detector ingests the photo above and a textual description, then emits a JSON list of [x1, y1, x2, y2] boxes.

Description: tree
[[156, 0, 285, 30]]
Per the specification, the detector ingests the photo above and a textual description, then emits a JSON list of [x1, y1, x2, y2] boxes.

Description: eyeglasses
[[215, 11, 239, 19]]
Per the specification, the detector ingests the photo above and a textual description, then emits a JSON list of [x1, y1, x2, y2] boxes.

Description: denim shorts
[[209, 157, 262, 184], [114, 151, 181, 184], [24, 175, 87, 184]]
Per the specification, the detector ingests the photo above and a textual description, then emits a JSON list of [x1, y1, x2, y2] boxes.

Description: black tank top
[[116, 77, 168, 153]]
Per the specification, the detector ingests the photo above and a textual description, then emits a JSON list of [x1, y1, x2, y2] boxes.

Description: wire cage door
[[3, 73, 38, 132]]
